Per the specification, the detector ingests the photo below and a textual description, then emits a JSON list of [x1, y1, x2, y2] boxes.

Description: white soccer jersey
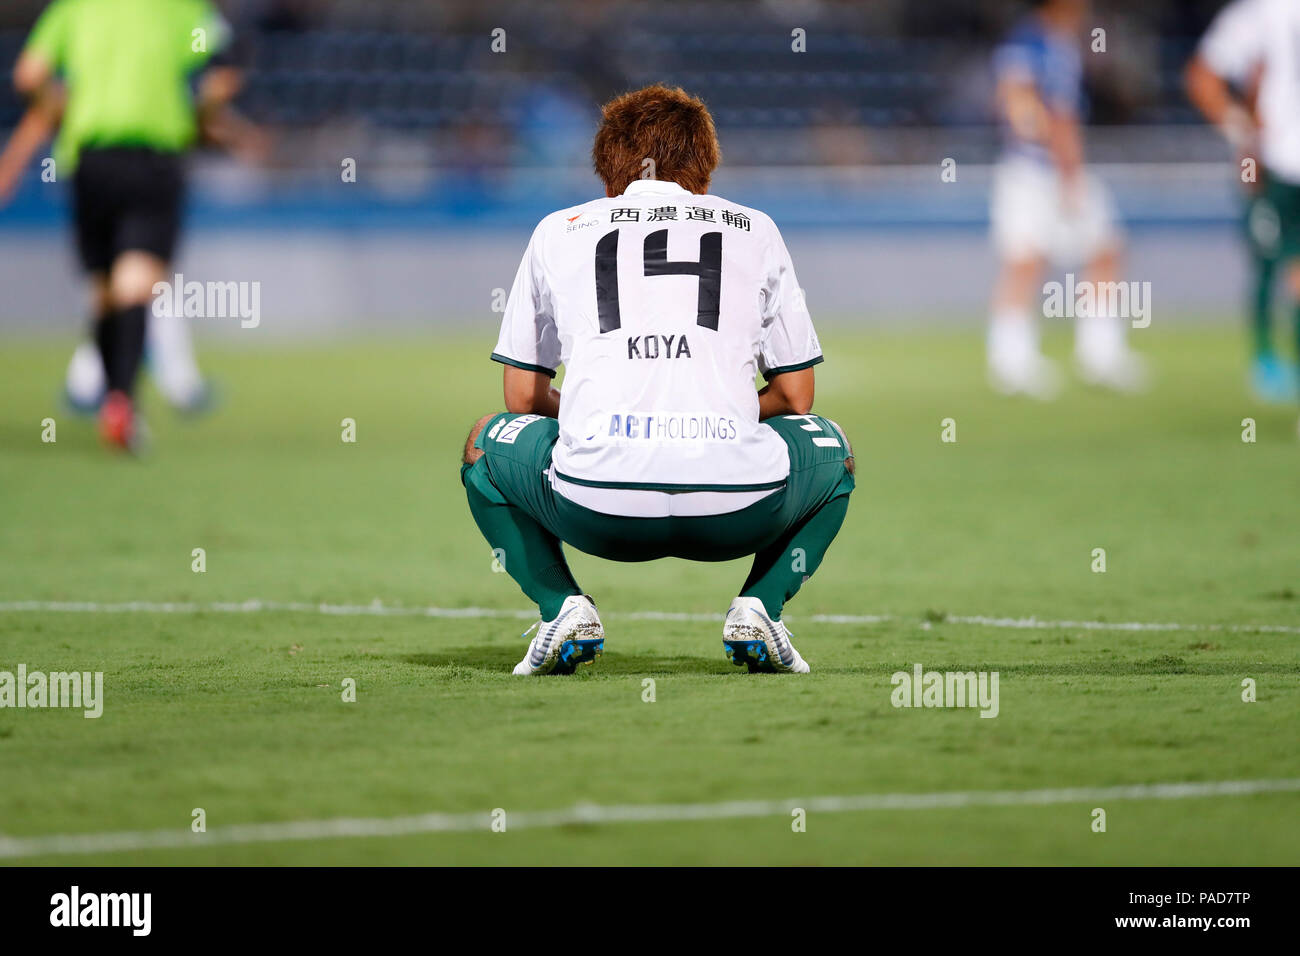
[[492, 179, 822, 517], [1200, 0, 1300, 184]]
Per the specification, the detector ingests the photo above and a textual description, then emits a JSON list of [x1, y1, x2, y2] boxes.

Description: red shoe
[[99, 390, 135, 451]]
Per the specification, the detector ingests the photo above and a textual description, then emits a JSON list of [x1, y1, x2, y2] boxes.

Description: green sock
[[464, 462, 581, 621], [739, 493, 851, 620], [1251, 255, 1276, 358], [1293, 301, 1300, 370]]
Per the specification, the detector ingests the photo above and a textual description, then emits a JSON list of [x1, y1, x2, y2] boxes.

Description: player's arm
[[997, 62, 1082, 188], [1184, 55, 1255, 150], [758, 219, 823, 416], [189, 7, 270, 163], [195, 61, 271, 163], [1044, 105, 1083, 186], [998, 76, 1050, 149], [13, 0, 69, 102], [4, 5, 68, 206], [758, 368, 814, 420], [0, 91, 62, 205], [197, 66, 270, 162], [1186, 0, 1266, 152], [1004, 77, 1083, 185], [503, 365, 561, 417], [493, 225, 561, 413], [196, 64, 242, 140], [12, 48, 54, 102]]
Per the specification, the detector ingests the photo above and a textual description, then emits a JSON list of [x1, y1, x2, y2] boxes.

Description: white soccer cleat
[[512, 594, 604, 676], [147, 308, 208, 410], [1075, 347, 1148, 393], [987, 321, 1062, 400], [1074, 315, 1148, 393], [722, 596, 810, 674], [64, 342, 106, 413], [988, 351, 1063, 401]]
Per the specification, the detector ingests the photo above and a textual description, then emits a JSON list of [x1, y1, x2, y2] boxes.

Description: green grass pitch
[[0, 325, 1297, 865]]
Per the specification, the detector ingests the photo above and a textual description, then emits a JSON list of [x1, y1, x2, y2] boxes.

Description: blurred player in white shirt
[[988, 0, 1146, 398], [1187, 0, 1300, 408]]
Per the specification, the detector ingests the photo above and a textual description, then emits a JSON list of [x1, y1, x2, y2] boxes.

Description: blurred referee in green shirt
[[10, 0, 256, 450]]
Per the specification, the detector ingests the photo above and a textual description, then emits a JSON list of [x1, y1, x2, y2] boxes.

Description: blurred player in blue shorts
[[987, 0, 1147, 399]]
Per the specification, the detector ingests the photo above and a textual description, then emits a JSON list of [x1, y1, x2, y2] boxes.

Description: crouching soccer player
[[460, 85, 854, 676]]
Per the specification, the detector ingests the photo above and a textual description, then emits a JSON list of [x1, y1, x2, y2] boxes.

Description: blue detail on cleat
[[170, 381, 220, 419], [1250, 354, 1298, 405], [724, 639, 774, 674], [551, 637, 604, 675]]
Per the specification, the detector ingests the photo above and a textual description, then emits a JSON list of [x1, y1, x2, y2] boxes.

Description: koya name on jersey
[[627, 334, 692, 360]]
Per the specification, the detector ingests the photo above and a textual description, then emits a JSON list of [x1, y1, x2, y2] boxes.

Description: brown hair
[[592, 85, 721, 196]]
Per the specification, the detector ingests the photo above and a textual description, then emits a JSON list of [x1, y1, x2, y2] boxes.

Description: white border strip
[[1, 778, 1296, 860], [0, 599, 1296, 634]]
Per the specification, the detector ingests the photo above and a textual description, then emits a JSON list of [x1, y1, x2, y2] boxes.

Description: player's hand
[[0, 160, 22, 208], [234, 124, 273, 166], [1059, 170, 1084, 217]]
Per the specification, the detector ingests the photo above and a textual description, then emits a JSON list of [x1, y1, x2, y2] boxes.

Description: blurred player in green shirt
[[3, 0, 262, 450]]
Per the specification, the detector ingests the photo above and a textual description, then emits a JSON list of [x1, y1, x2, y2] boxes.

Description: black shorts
[[72, 146, 186, 274]]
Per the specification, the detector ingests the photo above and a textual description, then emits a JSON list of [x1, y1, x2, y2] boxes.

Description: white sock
[[988, 309, 1039, 367], [65, 341, 105, 404], [1075, 306, 1125, 367], [147, 309, 204, 405]]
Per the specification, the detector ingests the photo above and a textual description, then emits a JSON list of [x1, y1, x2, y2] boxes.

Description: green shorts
[[1247, 172, 1300, 262], [462, 413, 855, 563]]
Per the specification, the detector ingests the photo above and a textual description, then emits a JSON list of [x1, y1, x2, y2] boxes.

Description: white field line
[[1, 778, 1296, 860], [943, 614, 1300, 635], [0, 599, 1296, 634]]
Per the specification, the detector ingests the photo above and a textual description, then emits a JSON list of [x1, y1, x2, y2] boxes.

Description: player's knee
[[463, 414, 494, 466], [109, 252, 166, 308]]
